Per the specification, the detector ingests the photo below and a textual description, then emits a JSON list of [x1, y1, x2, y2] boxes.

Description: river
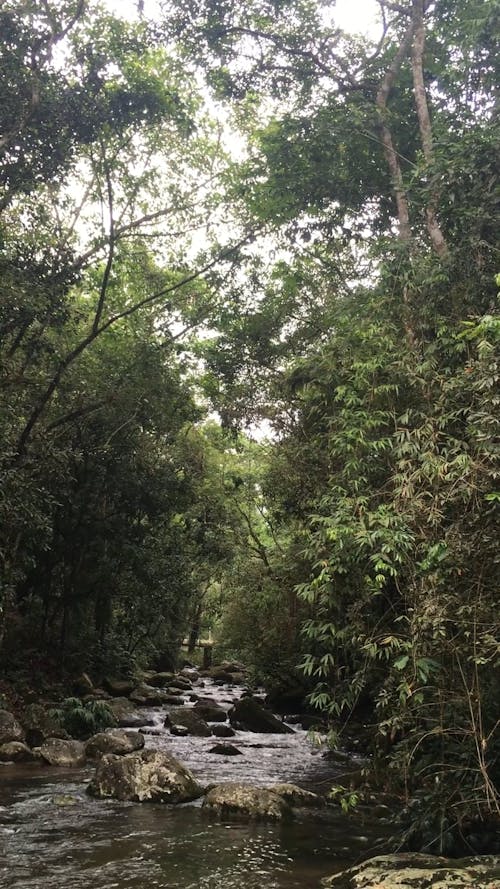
[[0, 674, 392, 888]]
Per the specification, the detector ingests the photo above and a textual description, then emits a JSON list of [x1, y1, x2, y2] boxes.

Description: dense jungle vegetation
[[0, 0, 498, 856]]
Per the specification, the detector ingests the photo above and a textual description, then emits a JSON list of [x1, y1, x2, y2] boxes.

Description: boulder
[[0, 709, 25, 744], [129, 684, 173, 706], [203, 783, 291, 821], [106, 698, 153, 728], [145, 672, 175, 688], [168, 677, 193, 691], [204, 662, 245, 679], [208, 668, 245, 684], [210, 743, 242, 756], [165, 707, 212, 737], [85, 729, 145, 759], [180, 668, 199, 680], [164, 695, 186, 706], [40, 737, 86, 767], [211, 724, 236, 738], [103, 678, 136, 697], [0, 741, 38, 763], [321, 853, 500, 888], [193, 701, 228, 722], [19, 704, 67, 746], [170, 724, 189, 737], [265, 681, 308, 713], [270, 783, 324, 807], [88, 749, 204, 803], [229, 697, 294, 734]]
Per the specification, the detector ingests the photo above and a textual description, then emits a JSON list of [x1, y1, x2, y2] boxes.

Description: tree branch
[[11, 234, 255, 460], [92, 163, 115, 334]]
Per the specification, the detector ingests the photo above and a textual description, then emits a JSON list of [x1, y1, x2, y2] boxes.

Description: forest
[[0, 0, 498, 875]]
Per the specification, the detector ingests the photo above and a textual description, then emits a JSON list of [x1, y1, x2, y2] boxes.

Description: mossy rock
[[203, 782, 291, 821], [88, 749, 204, 803], [321, 853, 500, 888]]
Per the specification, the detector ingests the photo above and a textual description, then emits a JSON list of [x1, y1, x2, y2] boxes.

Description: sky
[[104, 0, 380, 38]]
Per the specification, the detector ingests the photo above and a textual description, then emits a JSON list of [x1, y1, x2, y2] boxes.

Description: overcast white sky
[[104, 0, 380, 38]]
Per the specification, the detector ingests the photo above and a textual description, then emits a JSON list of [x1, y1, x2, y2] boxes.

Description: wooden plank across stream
[[180, 638, 214, 669]]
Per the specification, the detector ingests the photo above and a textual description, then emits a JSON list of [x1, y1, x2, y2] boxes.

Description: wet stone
[[103, 678, 136, 697], [170, 724, 189, 737], [211, 724, 235, 738], [209, 743, 242, 756], [321, 853, 500, 889], [229, 697, 294, 734], [165, 707, 212, 737], [0, 709, 25, 744], [145, 672, 175, 688], [88, 749, 204, 803], [40, 738, 86, 767], [85, 728, 144, 759], [193, 701, 228, 722], [0, 741, 37, 763], [203, 783, 291, 821], [106, 697, 153, 728]]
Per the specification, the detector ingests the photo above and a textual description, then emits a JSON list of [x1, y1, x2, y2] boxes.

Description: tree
[[0, 0, 244, 663], [164, 0, 500, 850]]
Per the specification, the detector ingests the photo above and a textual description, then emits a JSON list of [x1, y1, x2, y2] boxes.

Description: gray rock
[[203, 783, 291, 821], [20, 704, 67, 746], [165, 707, 212, 737], [145, 672, 175, 688], [163, 695, 186, 706], [321, 853, 500, 888], [209, 743, 242, 756], [193, 701, 228, 722], [85, 729, 145, 759], [0, 709, 25, 744], [0, 741, 37, 762], [180, 668, 199, 680], [129, 684, 173, 706], [270, 783, 324, 807], [170, 724, 189, 737], [106, 698, 153, 728], [103, 678, 136, 697], [40, 737, 86, 767], [88, 749, 204, 803], [53, 794, 79, 806], [229, 697, 294, 734], [211, 724, 236, 738], [204, 662, 245, 680], [168, 677, 193, 691]]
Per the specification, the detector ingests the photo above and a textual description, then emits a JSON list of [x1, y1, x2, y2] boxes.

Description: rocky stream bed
[[0, 665, 498, 888]]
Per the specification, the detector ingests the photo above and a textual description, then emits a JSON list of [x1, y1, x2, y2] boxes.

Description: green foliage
[[329, 785, 360, 814], [49, 697, 116, 740]]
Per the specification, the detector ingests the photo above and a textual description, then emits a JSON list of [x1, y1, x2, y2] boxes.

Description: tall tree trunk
[[411, 0, 448, 258], [376, 19, 416, 244]]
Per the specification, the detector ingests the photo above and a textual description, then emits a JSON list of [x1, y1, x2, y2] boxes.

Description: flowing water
[[0, 676, 392, 889]]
